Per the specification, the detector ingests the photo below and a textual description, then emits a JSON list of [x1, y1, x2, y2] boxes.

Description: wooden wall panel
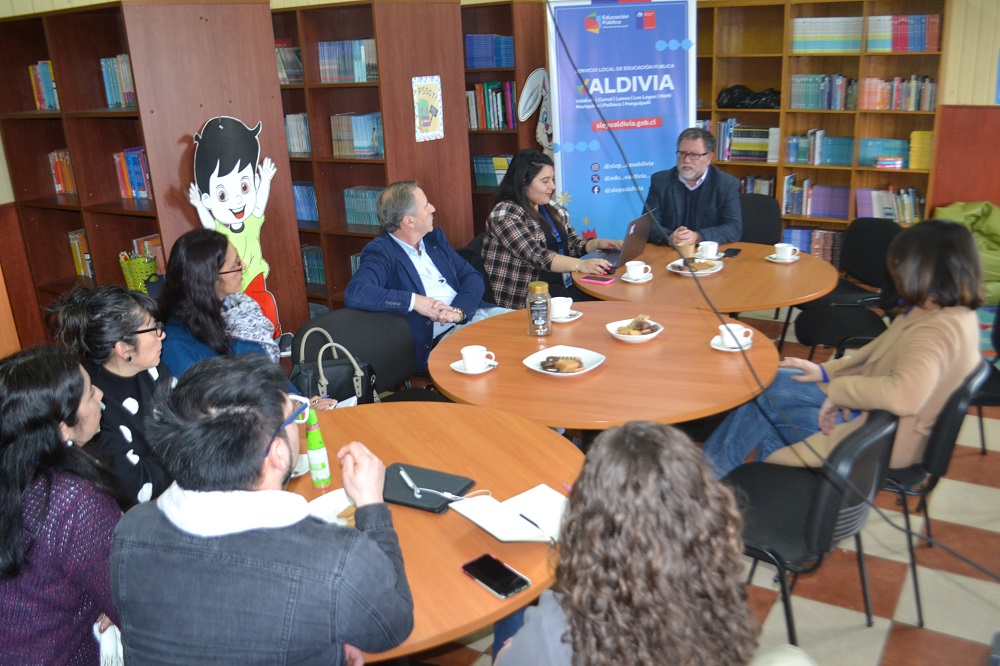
[[929, 105, 1000, 210], [0, 204, 45, 347], [940, 0, 1000, 105]]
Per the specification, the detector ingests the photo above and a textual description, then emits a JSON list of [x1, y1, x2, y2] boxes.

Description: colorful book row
[[715, 121, 780, 163], [275, 41, 303, 85], [857, 76, 936, 112], [866, 15, 941, 53], [466, 81, 517, 131], [284, 113, 311, 156], [301, 245, 326, 286], [791, 16, 863, 54], [782, 174, 850, 219], [464, 34, 514, 69], [68, 229, 93, 278], [789, 74, 857, 111], [472, 154, 512, 189], [343, 186, 384, 227], [330, 112, 384, 159], [856, 187, 924, 225], [738, 175, 776, 197], [113, 147, 152, 201], [293, 181, 318, 227], [48, 149, 76, 195], [99, 54, 136, 108], [786, 132, 854, 167], [28, 60, 59, 110], [318, 39, 377, 84], [132, 233, 165, 274], [783, 227, 844, 266]]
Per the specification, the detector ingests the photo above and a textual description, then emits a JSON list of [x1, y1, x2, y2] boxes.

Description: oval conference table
[[288, 401, 584, 662], [574, 242, 839, 312], [428, 301, 779, 431]]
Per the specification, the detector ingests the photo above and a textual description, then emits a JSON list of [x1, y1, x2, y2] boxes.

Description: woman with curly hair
[[496, 421, 758, 665]]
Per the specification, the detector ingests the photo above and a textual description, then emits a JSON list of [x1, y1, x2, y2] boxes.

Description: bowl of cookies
[[606, 314, 663, 344], [523, 345, 606, 376]]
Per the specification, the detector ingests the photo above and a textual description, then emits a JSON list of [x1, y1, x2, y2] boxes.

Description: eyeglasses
[[218, 259, 245, 275], [133, 323, 165, 337], [264, 394, 311, 458], [676, 151, 712, 161]]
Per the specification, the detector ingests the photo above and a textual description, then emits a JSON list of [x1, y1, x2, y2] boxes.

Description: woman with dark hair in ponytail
[[0, 347, 128, 663], [51, 284, 174, 506]]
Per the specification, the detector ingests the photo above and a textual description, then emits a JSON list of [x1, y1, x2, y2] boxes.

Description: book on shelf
[[301, 245, 326, 286], [131, 233, 165, 274], [48, 149, 77, 195], [464, 34, 514, 69], [330, 112, 384, 158], [858, 76, 935, 111], [716, 123, 779, 163], [68, 229, 93, 279], [112, 147, 153, 201], [284, 113, 311, 155], [275, 44, 303, 85], [788, 131, 853, 166], [450, 484, 567, 543], [856, 187, 924, 225], [99, 54, 136, 108], [789, 74, 857, 110], [859, 138, 909, 168], [472, 154, 512, 189], [350, 252, 363, 276], [29, 60, 59, 110], [466, 81, 517, 131], [867, 15, 941, 53], [293, 181, 319, 228], [909, 131, 933, 170], [739, 175, 776, 197], [318, 39, 377, 84], [791, 16, 862, 54], [343, 186, 384, 227]]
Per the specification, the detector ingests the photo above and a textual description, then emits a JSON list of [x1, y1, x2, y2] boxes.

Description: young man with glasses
[[643, 127, 743, 247], [111, 354, 413, 663]]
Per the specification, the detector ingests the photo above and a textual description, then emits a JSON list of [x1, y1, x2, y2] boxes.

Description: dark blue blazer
[[344, 228, 485, 370], [644, 165, 742, 245]]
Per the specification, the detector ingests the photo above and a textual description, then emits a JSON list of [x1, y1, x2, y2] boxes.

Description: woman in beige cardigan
[[702, 219, 983, 477]]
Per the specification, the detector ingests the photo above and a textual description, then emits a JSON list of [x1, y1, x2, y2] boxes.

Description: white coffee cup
[[718, 323, 753, 349], [774, 243, 800, 261], [697, 241, 719, 259], [461, 345, 496, 372], [550, 296, 573, 319], [624, 261, 652, 280]]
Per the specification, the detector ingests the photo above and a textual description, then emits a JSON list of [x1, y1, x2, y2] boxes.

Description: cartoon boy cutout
[[188, 116, 281, 335]]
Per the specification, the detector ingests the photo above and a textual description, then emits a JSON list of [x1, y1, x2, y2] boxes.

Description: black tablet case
[[383, 462, 475, 513]]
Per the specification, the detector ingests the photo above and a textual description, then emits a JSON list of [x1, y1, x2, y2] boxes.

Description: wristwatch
[[452, 307, 466, 323]]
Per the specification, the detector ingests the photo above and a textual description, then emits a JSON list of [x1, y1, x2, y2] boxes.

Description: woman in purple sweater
[[0, 347, 128, 664]]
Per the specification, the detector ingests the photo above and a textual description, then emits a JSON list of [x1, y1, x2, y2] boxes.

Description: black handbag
[[289, 328, 379, 403]]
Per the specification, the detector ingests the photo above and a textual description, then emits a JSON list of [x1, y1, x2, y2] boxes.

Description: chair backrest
[[739, 193, 783, 245], [806, 410, 898, 554], [838, 218, 902, 288], [457, 232, 496, 305], [291, 308, 416, 393], [922, 360, 991, 479]]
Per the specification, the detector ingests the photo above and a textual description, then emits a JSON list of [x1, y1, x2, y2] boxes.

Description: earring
[[126, 354, 132, 362], [66, 440, 74, 447]]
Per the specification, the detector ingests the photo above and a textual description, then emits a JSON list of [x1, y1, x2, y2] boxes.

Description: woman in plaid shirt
[[482, 150, 621, 309]]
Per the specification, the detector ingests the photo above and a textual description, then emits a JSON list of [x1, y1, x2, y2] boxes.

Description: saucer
[[765, 254, 800, 264], [450, 359, 497, 374], [667, 259, 724, 276], [696, 252, 724, 260], [552, 310, 583, 323], [710, 335, 751, 352], [621, 273, 653, 284], [290, 455, 310, 478]]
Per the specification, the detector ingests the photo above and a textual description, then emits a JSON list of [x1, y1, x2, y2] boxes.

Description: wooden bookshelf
[[274, 0, 474, 310], [0, 0, 310, 346], [699, 0, 945, 228], [461, 0, 545, 235]]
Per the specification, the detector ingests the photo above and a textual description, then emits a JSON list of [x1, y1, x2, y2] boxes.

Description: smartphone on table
[[461, 554, 531, 599], [579, 274, 615, 285]]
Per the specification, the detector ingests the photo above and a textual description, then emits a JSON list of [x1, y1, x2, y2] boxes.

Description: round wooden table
[[428, 301, 779, 430], [288, 402, 584, 662], [573, 242, 839, 312]]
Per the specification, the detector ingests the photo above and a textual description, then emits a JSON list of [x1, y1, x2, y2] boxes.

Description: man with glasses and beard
[[111, 354, 412, 664], [644, 127, 743, 247]]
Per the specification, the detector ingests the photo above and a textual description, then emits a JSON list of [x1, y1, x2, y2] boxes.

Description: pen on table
[[519, 513, 556, 544], [561, 482, 573, 494], [399, 467, 422, 498]]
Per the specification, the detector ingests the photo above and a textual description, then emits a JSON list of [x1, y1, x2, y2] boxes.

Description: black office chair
[[778, 218, 902, 351], [724, 410, 898, 646], [792, 298, 890, 361], [969, 308, 1000, 455], [291, 308, 448, 402], [882, 360, 991, 628], [739, 193, 783, 245]]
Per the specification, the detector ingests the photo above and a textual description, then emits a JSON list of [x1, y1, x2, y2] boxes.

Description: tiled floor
[[401, 312, 1000, 665]]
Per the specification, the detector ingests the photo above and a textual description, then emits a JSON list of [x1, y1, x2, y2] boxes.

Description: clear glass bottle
[[527, 281, 552, 336]]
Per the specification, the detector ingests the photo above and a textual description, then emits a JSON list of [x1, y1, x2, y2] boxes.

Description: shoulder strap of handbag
[[298, 327, 338, 362], [317, 341, 378, 403]]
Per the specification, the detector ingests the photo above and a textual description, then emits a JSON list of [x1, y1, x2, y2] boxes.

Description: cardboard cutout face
[[201, 162, 258, 231]]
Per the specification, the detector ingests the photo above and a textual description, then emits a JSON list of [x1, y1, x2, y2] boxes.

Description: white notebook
[[450, 484, 568, 543]]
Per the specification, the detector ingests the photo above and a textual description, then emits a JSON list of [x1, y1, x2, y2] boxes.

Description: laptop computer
[[578, 210, 654, 269]]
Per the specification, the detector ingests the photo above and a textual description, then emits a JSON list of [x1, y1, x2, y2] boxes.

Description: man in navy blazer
[[345, 181, 500, 371], [644, 128, 742, 247]]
